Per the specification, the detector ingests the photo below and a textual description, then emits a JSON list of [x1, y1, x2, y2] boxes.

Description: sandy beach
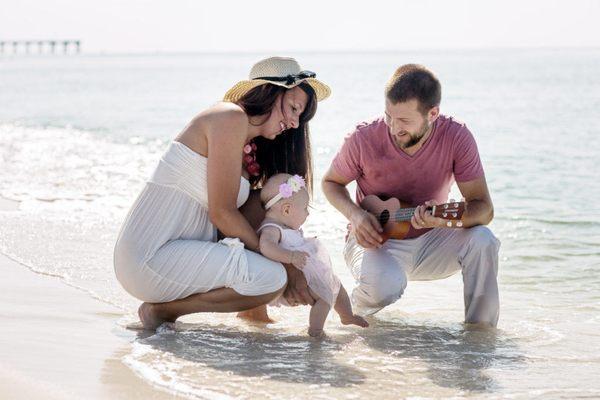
[[0, 199, 177, 400], [2, 48, 600, 398]]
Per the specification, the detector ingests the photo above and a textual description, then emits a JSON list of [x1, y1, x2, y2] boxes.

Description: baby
[[258, 173, 368, 337]]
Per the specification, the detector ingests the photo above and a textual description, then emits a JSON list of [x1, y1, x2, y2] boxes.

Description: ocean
[[1, 49, 599, 399]]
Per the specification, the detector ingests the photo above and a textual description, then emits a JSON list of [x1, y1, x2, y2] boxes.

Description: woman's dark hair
[[235, 82, 318, 194]]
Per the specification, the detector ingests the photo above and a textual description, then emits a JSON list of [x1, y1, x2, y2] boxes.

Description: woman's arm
[[205, 107, 261, 251]]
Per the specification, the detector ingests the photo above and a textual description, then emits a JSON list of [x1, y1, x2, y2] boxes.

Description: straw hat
[[223, 56, 331, 102]]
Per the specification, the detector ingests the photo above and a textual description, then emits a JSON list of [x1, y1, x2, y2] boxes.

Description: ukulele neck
[[392, 206, 433, 222]]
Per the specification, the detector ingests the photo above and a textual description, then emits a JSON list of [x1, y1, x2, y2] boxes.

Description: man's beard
[[400, 120, 430, 149]]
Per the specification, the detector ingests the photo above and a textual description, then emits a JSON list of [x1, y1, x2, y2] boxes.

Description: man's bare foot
[[236, 305, 275, 324], [138, 302, 175, 331], [340, 314, 369, 328]]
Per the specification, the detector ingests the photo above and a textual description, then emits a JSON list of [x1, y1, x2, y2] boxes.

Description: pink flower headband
[[264, 175, 306, 210]]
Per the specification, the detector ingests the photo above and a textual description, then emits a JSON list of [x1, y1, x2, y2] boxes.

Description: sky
[[1, 0, 599, 53]]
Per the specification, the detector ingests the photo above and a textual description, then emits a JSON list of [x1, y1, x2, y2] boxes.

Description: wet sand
[[0, 197, 178, 400]]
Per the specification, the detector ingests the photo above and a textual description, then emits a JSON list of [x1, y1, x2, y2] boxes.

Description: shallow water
[[1, 49, 599, 399]]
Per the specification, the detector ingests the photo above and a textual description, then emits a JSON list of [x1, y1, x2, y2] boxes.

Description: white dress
[[113, 141, 287, 303], [258, 223, 341, 307]]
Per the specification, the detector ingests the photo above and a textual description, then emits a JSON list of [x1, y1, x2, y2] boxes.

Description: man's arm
[[456, 176, 494, 227], [412, 176, 494, 229], [322, 166, 383, 248]]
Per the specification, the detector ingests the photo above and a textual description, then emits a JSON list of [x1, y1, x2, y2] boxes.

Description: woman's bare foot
[[138, 302, 176, 331], [340, 314, 369, 328], [236, 305, 275, 324]]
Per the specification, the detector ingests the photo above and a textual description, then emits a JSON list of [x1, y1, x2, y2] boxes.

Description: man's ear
[[428, 106, 440, 123]]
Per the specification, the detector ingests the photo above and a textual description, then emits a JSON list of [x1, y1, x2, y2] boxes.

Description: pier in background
[[0, 40, 81, 54]]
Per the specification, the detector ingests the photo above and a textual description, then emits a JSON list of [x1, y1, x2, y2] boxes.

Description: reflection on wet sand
[[358, 317, 525, 392], [121, 316, 525, 399], [134, 323, 366, 386]]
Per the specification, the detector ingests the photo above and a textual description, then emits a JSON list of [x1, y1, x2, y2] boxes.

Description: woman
[[114, 56, 330, 330]]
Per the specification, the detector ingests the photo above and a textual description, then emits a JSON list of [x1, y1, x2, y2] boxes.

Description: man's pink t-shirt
[[331, 114, 484, 239]]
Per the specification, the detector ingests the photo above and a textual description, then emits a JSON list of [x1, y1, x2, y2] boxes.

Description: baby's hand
[[290, 251, 309, 269]]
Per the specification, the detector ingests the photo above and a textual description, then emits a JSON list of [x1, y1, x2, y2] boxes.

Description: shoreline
[[0, 196, 20, 211], [0, 197, 178, 400]]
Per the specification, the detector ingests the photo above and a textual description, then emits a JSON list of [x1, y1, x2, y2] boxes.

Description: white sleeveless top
[[149, 141, 250, 208]]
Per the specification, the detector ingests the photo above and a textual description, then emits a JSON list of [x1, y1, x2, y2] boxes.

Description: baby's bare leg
[[308, 288, 331, 337], [335, 285, 369, 328]]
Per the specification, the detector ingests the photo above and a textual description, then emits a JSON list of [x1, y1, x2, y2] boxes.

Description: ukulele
[[360, 195, 466, 242]]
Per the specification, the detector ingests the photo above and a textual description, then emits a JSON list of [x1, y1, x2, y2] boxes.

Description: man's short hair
[[385, 64, 441, 114]]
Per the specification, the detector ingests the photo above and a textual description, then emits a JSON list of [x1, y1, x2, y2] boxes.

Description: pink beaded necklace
[[242, 141, 261, 177]]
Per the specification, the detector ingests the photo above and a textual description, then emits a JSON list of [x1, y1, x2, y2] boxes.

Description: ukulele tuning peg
[[446, 221, 453, 227], [444, 204, 449, 209], [456, 221, 463, 227], [452, 212, 457, 218], [454, 203, 459, 208], [443, 212, 448, 218]]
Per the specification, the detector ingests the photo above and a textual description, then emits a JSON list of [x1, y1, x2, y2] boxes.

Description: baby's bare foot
[[340, 314, 369, 328], [138, 302, 175, 331], [308, 327, 325, 338]]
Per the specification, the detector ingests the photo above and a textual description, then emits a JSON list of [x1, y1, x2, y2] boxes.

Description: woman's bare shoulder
[[176, 102, 248, 154], [203, 102, 248, 128]]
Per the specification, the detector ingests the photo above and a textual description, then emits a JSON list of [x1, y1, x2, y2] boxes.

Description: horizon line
[[2, 45, 599, 57]]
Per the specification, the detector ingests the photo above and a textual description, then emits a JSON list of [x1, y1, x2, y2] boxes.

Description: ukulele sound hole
[[380, 209, 390, 225]]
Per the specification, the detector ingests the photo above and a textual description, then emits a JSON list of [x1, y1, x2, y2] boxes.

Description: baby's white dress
[[258, 223, 341, 307]]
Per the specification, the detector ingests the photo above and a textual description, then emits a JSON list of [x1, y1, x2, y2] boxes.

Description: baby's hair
[[260, 173, 294, 207]]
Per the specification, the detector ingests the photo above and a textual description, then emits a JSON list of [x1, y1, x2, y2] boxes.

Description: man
[[322, 64, 500, 327]]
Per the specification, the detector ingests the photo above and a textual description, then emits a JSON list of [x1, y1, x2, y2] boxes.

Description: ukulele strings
[[374, 207, 460, 223], [375, 208, 417, 223]]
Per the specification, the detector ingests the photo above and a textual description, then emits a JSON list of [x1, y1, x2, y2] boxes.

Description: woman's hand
[[283, 264, 315, 306], [349, 208, 383, 248]]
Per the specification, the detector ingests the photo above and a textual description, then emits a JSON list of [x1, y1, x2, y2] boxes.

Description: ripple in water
[[122, 315, 528, 399]]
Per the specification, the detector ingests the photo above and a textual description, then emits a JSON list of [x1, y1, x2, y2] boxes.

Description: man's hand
[[321, 167, 383, 248], [411, 200, 448, 229], [349, 208, 383, 248], [283, 264, 315, 306]]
